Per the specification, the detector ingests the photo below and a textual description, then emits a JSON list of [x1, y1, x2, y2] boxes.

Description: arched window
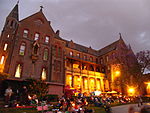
[[23, 29, 29, 38], [19, 42, 26, 55], [43, 49, 48, 60], [10, 21, 13, 27], [15, 64, 22, 78], [34, 33, 40, 40], [58, 47, 62, 58], [45, 36, 49, 43], [3, 43, 8, 51], [0, 56, 5, 64], [41, 68, 46, 80], [90, 65, 94, 71]]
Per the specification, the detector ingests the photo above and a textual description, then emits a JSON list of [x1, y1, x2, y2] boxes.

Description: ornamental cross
[[40, 6, 44, 11]]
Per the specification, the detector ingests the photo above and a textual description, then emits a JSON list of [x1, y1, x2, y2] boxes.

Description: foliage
[[25, 78, 49, 100], [136, 50, 150, 74], [0, 72, 9, 81]]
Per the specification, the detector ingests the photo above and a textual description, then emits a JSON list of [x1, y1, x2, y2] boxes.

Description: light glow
[[4, 43, 8, 51], [0, 56, 5, 64]]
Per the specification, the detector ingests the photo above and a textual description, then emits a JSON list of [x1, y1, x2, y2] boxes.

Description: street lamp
[[128, 87, 135, 96]]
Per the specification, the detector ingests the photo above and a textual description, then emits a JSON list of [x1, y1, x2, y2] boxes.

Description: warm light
[[15, 64, 21, 78], [41, 68, 46, 80], [115, 71, 120, 76], [4, 43, 8, 51], [0, 56, 5, 64], [94, 91, 102, 96], [128, 87, 135, 96]]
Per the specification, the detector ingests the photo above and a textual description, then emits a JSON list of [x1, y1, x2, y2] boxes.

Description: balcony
[[82, 70, 87, 74], [73, 68, 81, 73], [88, 71, 95, 75]]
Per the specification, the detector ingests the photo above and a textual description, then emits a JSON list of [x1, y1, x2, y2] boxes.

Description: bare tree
[[136, 50, 150, 74]]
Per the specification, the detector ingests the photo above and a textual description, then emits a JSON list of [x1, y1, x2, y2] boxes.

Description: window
[[0, 56, 5, 64], [100, 58, 103, 64], [19, 42, 26, 55], [70, 51, 73, 56], [58, 47, 62, 58], [43, 49, 48, 60], [23, 30, 28, 38], [84, 55, 87, 60], [15, 64, 22, 78], [34, 33, 40, 40], [77, 53, 80, 58], [7, 35, 9, 38], [45, 36, 49, 43], [41, 68, 46, 80], [10, 21, 13, 27], [3, 43, 8, 51], [90, 56, 93, 61], [106, 56, 109, 62]]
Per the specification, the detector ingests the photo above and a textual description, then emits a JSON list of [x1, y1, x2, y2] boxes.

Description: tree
[[25, 78, 49, 100], [136, 50, 150, 74]]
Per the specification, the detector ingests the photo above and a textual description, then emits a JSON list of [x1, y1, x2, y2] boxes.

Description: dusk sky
[[0, 0, 150, 53]]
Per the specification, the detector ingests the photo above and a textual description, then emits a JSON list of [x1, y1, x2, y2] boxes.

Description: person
[[4, 86, 13, 107], [128, 106, 135, 113], [20, 86, 29, 106], [138, 96, 143, 107]]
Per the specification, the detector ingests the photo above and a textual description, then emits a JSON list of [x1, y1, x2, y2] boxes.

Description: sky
[[0, 0, 150, 53]]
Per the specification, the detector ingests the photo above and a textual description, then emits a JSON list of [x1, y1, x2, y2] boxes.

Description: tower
[[0, 3, 19, 73]]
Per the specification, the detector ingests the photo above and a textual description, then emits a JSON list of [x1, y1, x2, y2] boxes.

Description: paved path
[[112, 104, 146, 113]]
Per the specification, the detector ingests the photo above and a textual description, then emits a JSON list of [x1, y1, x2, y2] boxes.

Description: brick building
[[0, 4, 138, 96]]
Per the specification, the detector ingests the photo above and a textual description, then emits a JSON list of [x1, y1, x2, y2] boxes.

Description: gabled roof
[[98, 39, 119, 56], [7, 4, 19, 20]]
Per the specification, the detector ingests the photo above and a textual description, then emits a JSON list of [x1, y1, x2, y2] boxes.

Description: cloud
[[0, 0, 150, 53]]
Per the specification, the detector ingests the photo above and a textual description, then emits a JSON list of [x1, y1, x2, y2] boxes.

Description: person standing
[[20, 86, 28, 106], [4, 86, 13, 107]]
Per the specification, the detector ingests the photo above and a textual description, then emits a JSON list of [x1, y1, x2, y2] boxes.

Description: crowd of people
[[3, 86, 150, 113]]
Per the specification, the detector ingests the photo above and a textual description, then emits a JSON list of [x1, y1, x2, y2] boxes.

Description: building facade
[[0, 4, 138, 96]]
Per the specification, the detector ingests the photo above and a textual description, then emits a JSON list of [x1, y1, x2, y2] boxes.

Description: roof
[[7, 4, 19, 20], [98, 39, 119, 56]]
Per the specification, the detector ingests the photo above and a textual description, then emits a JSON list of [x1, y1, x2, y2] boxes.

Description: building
[[0, 3, 138, 96]]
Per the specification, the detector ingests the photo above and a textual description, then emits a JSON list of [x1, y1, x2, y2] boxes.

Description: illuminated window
[[0, 56, 5, 64], [70, 51, 73, 56], [45, 36, 49, 43], [43, 49, 48, 60], [77, 53, 80, 58], [15, 64, 22, 78], [19, 42, 26, 55], [3, 43, 8, 51], [41, 68, 46, 80], [84, 55, 87, 60], [84, 78, 88, 89], [90, 56, 93, 61], [7, 35, 10, 38], [106, 56, 109, 62], [34, 33, 40, 40], [23, 30, 28, 38]]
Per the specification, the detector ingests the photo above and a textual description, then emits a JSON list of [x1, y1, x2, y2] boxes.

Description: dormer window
[[23, 30, 29, 38], [45, 36, 49, 43], [34, 33, 40, 40]]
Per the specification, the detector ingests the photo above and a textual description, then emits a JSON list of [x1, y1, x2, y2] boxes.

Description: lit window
[[106, 56, 109, 62], [0, 56, 5, 64], [7, 35, 9, 38], [41, 68, 46, 80], [19, 42, 26, 55], [45, 36, 49, 43], [34, 33, 40, 40], [15, 64, 22, 78], [77, 53, 80, 58], [84, 55, 87, 60], [70, 51, 73, 56], [43, 49, 48, 60], [23, 30, 28, 38], [90, 56, 93, 61], [3, 43, 8, 51]]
